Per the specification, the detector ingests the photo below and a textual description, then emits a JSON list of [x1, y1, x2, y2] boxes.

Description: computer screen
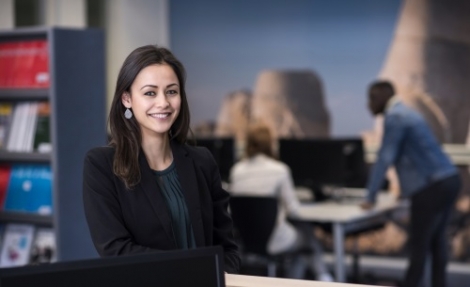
[[194, 137, 235, 182], [0, 246, 225, 287], [278, 138, 367, 188]]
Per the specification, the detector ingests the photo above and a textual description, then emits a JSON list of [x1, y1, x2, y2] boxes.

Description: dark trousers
[[403, 174, 461, 287]]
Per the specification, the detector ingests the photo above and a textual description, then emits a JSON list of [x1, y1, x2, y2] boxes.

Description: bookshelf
[[0, 27, 106, 263], [0, 211, 52, 227], [0, 89, 49, 101]]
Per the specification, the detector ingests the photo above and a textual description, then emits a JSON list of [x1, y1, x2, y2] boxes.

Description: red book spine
[[0, 43, 7, 87], [0, 164, 12, 209], [0, 40, 49, 89], [0, 42, 19, 88], [32, 40, 50, 88], [13, 41, 33, 88]]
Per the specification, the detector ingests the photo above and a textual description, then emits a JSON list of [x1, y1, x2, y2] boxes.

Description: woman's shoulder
[[232, 155, 290, 175], [271, 159, 291, 171], [85, 146, 115, 162], [182, 143, 212, 161], [256, 154, 290, 171], [83, 146, 117, 181]]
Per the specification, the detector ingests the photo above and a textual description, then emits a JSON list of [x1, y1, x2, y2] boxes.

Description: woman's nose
[[155, 94, 170, 108]]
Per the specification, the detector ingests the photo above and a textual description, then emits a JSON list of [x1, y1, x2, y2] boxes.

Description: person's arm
[[363, 114, 406, 206], [204, 149, 241, 274], [279, 167, 301, 216], [82, 149, 160, 256]]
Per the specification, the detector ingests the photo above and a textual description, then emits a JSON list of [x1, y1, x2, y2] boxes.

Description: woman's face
[[122, 63, 181, 141]]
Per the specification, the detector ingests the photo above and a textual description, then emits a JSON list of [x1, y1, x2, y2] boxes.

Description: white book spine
[[6, 103, 21, 151], [23, 102, 38, 152], [16, 102, 30, 152]]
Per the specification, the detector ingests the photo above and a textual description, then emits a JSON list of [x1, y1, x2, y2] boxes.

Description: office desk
[[225, 273, 384, 287], [291, 192, 405, 282]]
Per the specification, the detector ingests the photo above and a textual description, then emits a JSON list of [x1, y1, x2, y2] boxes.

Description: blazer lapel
[[171, 142, 205, 246], [137, 150, 176, 247]]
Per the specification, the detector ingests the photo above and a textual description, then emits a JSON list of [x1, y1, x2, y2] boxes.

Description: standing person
[[82, 45, 240, 273], [361, 80, 461, 287], [229, 123, 333, 281]]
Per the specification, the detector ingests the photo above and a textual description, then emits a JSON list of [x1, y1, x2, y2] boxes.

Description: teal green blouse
[[152, 161, 196, 249]]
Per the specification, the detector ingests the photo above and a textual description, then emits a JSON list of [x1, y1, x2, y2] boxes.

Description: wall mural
[[175, 0, 470, 262]]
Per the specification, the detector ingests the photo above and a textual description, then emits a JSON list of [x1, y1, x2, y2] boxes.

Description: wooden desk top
[[293, 192, 402, 223], [225, 274, 384, 287]]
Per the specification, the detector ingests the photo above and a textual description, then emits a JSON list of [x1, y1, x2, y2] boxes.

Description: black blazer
[[82, 141, 240, 273]]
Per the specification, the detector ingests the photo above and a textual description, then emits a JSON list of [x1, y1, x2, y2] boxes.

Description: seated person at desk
[[361, 81, 461, 287], [229, 124, 333, 282]]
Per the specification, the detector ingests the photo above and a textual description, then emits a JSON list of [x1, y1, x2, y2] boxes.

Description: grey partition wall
[[51, 28, 105, 261]]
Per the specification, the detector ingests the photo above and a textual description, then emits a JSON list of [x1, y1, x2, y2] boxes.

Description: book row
[[0, 164, 52, 215], [0, 101, 51, 153], [0, 223, 56, 268], [0, 40, 50, 88]]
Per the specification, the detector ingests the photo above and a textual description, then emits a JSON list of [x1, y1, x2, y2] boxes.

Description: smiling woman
[[121, 64, 182, 148], [82, 45, 240, 274]]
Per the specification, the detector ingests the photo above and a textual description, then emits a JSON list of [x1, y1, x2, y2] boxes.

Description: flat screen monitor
[[278, 138, 367, 188], [0, 246, 225, 287], [194, 137, 235, 182]]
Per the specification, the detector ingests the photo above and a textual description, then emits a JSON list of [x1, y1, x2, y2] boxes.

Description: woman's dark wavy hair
[[108, 45, 190, 189]]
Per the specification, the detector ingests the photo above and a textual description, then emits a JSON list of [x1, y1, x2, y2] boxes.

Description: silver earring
[[124, 108, 133, 119]]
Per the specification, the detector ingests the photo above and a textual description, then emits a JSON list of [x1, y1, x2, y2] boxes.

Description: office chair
[[230, 196, 297, 277]]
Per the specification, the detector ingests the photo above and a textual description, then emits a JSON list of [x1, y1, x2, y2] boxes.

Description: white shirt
[[229, 154, 300, 254]]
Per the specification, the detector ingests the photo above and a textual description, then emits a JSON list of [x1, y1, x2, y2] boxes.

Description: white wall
[[0, 0, 14, 29], [39, 0, 86, 27], [104, 0, 169, 111]]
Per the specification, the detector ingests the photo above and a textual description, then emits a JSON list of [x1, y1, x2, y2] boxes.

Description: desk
[[291, 192, 405, 282], [225, 273, 384, 287]]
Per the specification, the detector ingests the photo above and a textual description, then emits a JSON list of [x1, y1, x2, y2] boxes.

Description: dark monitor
[[278, 138, 367, 188], [195, 137, 235, 182], [0, 246, 225, 287]]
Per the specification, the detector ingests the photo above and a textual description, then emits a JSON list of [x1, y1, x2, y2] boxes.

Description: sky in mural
[[171, 0, 401, 136]]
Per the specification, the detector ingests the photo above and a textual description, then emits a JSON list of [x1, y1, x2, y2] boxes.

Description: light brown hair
[[245, 124, 274, 158]]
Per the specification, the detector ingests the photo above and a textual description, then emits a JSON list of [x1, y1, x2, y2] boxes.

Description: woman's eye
[[167, 90, 179, 95], [144, 91, 156, 96]]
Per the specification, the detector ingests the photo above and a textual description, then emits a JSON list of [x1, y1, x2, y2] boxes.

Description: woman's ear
[[121, 92, 131, 108]]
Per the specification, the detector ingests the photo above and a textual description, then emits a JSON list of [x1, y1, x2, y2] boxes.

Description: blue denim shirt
[[366, 101, 457, 203]]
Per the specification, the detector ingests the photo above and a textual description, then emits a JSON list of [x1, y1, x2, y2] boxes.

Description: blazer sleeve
[[202, 148, 241, 273], [82, 148, 160, 256]]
